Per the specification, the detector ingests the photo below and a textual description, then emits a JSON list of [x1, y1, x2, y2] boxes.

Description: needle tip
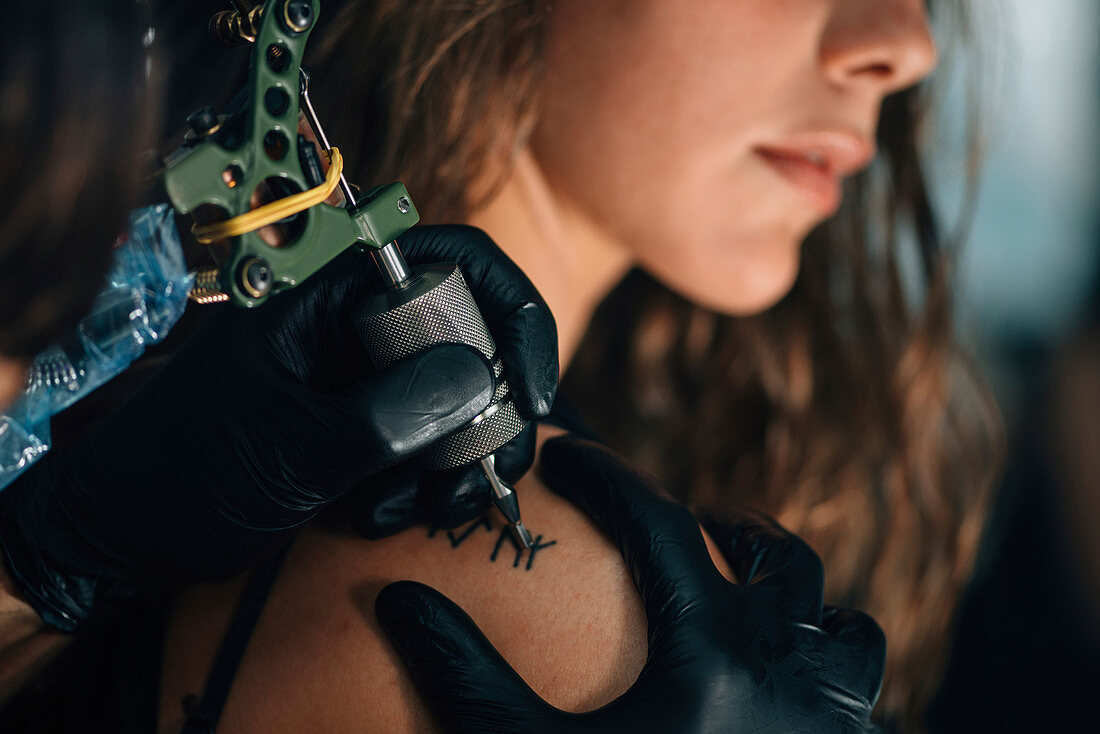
[[512, 521, 533, 549]]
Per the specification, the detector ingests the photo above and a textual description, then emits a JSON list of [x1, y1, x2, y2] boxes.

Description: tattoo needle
[[481, 455, 533, 549]]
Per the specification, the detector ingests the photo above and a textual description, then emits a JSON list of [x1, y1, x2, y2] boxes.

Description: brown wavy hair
[[312, 1, 1002, 728], [0, 0, 159, 359]]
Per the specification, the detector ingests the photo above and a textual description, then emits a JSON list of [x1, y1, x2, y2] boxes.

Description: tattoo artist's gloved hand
[[0, 225, 557, 631], [375, 436, 885, 734]]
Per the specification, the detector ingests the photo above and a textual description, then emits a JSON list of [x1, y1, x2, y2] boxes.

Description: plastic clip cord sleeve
[[191, 147, 344, 244]]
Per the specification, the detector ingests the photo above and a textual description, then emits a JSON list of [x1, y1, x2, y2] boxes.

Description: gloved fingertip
[[537, 433, 587, 469], [523, 376, 556, 420], [491, 423, 537, 484], [346, 466, 422, 540], [821, 606, 887, 705], [527, 394, 553, 421], [421, 465, 492, 529], [537, 435, 613, 502], [353, 510, 418, 540], [375, 580, 434, 631], [497, 302, 559, 421], [437, 504, 489, 531], [821, 606, 848, 634], [823, 607, 886, 650], [376, 581, 476, 666]]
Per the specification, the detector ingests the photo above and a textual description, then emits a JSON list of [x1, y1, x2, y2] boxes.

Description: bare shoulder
[[159, 427, 728, 733]]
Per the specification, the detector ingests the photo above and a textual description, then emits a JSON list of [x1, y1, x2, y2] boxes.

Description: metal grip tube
[[352, 263, 527, 469]]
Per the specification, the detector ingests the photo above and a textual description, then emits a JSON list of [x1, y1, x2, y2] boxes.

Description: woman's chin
[[695, 270, 799, 316], [643, 239, 802, 317]]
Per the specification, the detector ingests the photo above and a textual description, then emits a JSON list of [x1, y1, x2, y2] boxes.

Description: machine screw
[[397, 196, 411, 213], [186, 106, 220, 136], [240, 257, 274, 298], [282, 0, 313, 32]]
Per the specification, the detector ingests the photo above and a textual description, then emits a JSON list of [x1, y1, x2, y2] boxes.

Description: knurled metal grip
[[352, 263, 527, 469]]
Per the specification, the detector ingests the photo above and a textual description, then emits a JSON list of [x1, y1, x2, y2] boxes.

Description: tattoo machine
[[163, 0, 533, 547]]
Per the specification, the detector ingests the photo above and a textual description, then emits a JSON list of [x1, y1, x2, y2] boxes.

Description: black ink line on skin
[[525, 535, 557, 570], [491, 526, 524, 568], [432, 514, 559, 570], [427, 516, 493, 548]]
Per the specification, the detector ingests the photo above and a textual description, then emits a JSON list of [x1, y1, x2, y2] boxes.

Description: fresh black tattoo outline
[[524, 535, 557, 571], [428, 514, 557, 570], [490, 526, 522, 567], [427, 515, 493, 548]]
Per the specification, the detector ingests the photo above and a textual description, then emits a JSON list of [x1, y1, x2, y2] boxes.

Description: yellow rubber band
[[192, 147, 344, 245]]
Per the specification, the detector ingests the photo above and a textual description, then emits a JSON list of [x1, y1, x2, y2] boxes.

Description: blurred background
[[930, 0, 1100, 729]]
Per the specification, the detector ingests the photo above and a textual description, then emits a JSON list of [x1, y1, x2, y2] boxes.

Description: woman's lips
[[756, 148, 842, 213], [754, 132, 875, 215]]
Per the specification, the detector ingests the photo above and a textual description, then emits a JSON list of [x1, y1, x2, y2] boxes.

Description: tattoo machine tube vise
[[161, 0, 533, 547]]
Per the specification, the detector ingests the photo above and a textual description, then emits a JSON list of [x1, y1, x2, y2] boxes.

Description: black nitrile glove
[[375, 436, 885, 734], [0, 225, 557, 631], [351, 416, 539, 539]]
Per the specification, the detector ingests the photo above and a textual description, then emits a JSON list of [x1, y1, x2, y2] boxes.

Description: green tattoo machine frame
[[163, 0, 418, 307], [164, 0, 535, 547]]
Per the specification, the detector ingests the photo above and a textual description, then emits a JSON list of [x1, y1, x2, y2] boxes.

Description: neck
[[467, 149, 632, 370]]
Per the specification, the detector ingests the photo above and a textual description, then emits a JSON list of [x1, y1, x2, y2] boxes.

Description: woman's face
[[532, 0, 936, 314]]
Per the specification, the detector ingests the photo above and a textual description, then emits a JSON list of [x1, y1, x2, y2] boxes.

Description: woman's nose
[[819, 0, 938, 95]]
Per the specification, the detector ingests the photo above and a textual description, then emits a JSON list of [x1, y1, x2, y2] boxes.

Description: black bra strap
[[180, 544, 290, 734]]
